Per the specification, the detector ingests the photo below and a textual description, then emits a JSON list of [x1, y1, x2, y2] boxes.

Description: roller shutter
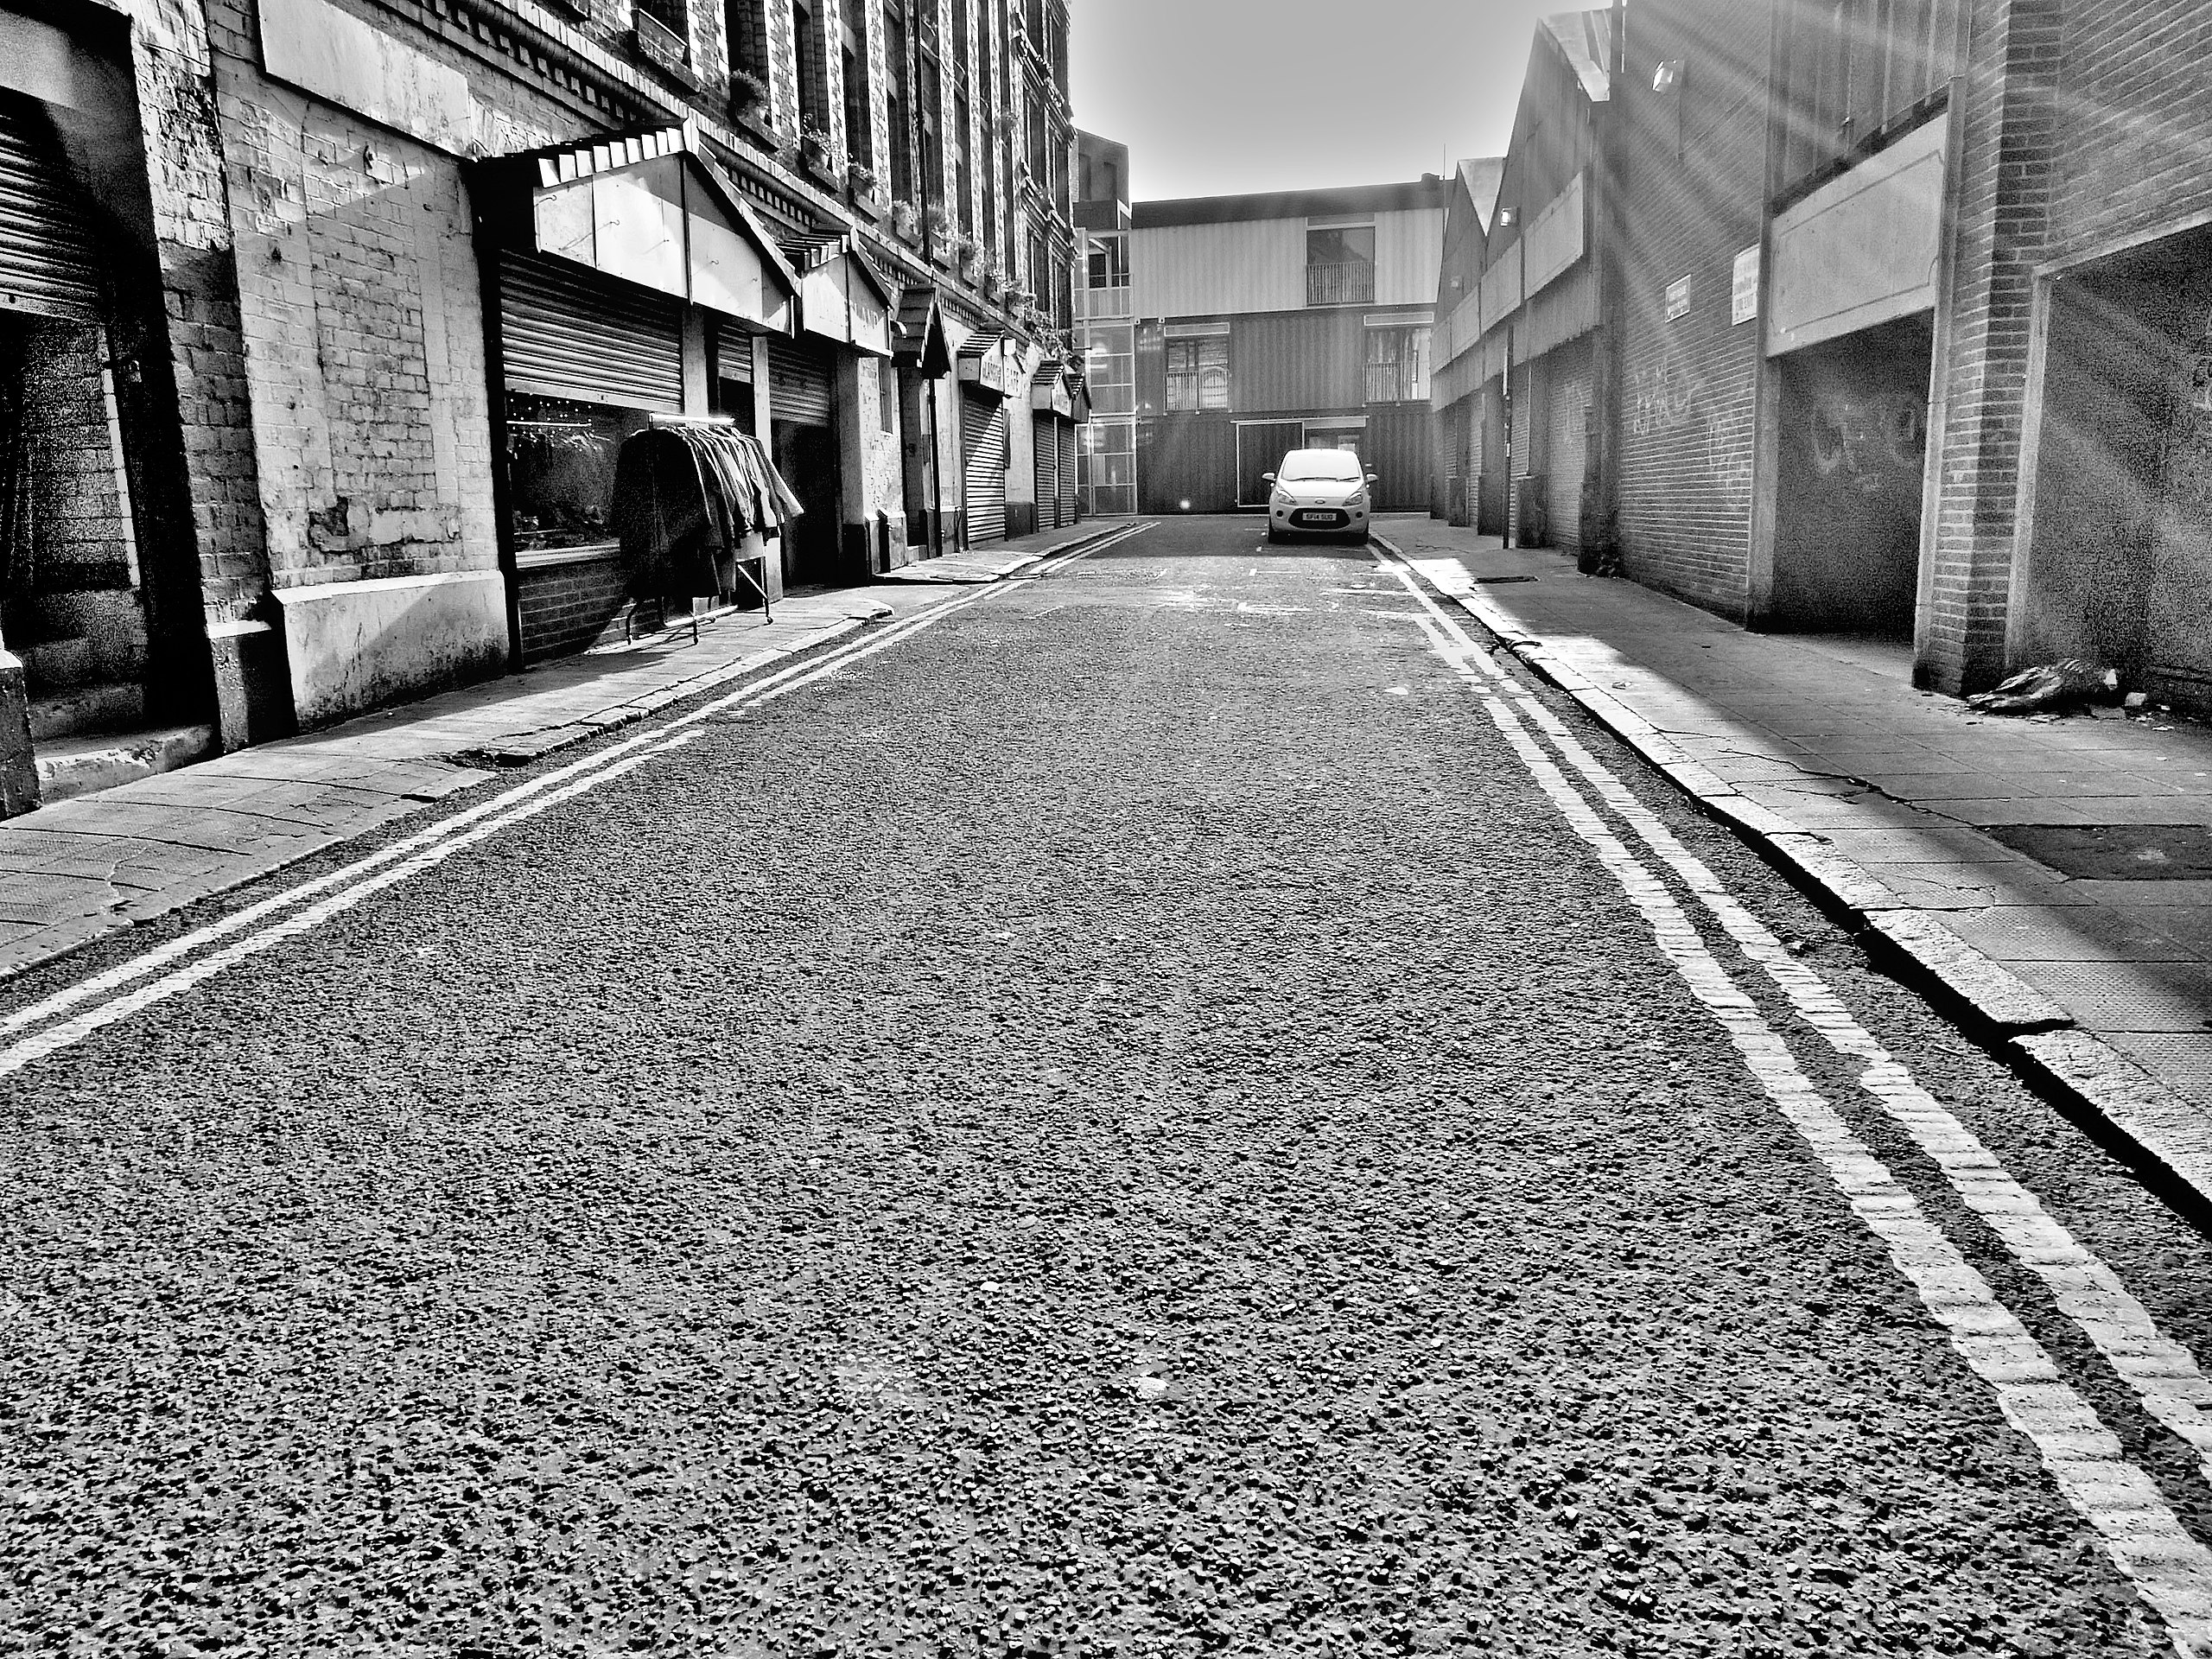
[[961, 388, 1007, 545], [0, 96, 100, 321], [1058, 423, 1077, 526], [1033, 414, 1058, 528], [766, 335, 834, 427], [498, 251, 682, 413]]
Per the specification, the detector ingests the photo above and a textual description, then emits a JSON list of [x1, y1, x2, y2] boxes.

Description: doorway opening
[[1770, 312, 1933, 638]]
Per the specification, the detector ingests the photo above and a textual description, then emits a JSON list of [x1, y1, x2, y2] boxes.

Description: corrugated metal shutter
[[0, 98, 100, 321], [499, 252, 682, 413], [1058, 423, 1077, 525], [962, 389, 1007, 544], [766, 335, 834, 426], [1033, 414, 1057, 528]]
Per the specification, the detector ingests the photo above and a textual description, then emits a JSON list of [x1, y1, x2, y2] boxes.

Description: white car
[[1263, 449, 1377, 543]]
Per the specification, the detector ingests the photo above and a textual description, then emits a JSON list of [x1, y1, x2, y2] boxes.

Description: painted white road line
[[1379, 550, 2212, 1651], [0, 523, 1142, 1075], [1476, 695, 2212, 1655], [0, 731, 699, 1082], [1378, 548, 2212, 1494]]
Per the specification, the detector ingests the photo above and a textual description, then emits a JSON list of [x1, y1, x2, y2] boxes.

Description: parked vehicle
[[1263, 449, 1377, 543]]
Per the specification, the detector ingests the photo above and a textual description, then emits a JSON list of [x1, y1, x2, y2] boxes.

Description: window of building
[[842, 14, 872, 170], [792, 0, 827, 133], [1364, 325, 1432, 404], [956, 89, 973, 232], [636, 0, 687, 48], [883, 3, 911, 200], [1166, 335, 1229, 411], [1086, 232, 1128, 289], [1307, 220, 1376, 306], [724, 0, 769, 82]]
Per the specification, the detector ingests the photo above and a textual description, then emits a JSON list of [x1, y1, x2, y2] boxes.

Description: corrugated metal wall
[[1233, 311, 1367, 415], [1133, 208, 1444, 319], [1133, 219, 1305, 318], [1139, 414, 1236, 514], [1366, 407, 1433, 512], [1374, 210, 1446, 308]]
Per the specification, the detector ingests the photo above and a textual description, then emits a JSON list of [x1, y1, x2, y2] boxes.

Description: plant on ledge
[[979, 260, 1007, 301], [847, 161, 880, 198], [728, 68, 769, 118], [925, 202, 954, 240], [952, 232, 982, 271], [890, 199, 920, 240], [798, 124, 841, 175]]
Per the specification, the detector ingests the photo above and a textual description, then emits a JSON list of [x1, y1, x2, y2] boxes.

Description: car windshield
[[1281, 451, 1363, 482]]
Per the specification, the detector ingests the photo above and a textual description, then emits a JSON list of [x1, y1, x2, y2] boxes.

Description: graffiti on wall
[[1802, 390, 1926, 499], [1630, 353, 1752, 516]]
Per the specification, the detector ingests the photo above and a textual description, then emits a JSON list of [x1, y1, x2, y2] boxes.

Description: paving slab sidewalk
[[1376, 524, 2212, 1208], [0, 522, 1125, 984]]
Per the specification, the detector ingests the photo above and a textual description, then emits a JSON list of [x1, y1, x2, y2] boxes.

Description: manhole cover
[[1980, 823, 2212, 880]]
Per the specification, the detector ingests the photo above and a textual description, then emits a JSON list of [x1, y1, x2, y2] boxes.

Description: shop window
[[1166, 336, 1229, 412], [505, 393, 645, 551], [1365, 325, 1431, 404]]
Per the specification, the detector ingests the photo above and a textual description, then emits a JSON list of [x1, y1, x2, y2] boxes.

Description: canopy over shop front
[[471, 119, 799, 332], [785, 235, 895, 356], [957, 329, 1025, 397], [891, 284, 952, 378], [1030, 359, 1073, 419]]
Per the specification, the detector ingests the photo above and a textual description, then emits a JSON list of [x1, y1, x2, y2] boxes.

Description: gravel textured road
[[3, 514, 2210, 1658]]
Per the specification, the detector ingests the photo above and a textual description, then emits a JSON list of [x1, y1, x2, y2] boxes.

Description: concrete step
[[29, 681, 147, 742], [19, 636, 93, 690], [35, 723, 217, 805]]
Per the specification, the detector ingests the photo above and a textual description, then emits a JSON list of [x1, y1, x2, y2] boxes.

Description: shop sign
[[1732, 245, 1760, 326], [1665, 276, 1693, 321]]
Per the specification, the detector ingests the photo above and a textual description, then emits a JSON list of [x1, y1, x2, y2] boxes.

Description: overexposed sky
[[1069, 0, 1604, 202]]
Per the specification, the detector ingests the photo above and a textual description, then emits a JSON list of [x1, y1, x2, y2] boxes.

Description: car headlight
[[1271, 491, 1289, 508], [1347, 489, 1369, 510]]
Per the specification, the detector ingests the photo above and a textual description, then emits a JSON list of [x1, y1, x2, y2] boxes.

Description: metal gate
[[1033, 414, 1058, 528], [498, 252, 683, 412], [1058, 422, 1077, 525], [961, 389, 1007, 544], [766, 335, 834, 426], [0, 95, 100, 321]]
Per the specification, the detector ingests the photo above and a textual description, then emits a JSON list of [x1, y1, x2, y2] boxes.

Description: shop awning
[[1030, 359, 1073, 419], [892, 284, 952, 377], [471, 120, 798, 334], [957, 330, 1024, 397], [786, 236, 895, 356]]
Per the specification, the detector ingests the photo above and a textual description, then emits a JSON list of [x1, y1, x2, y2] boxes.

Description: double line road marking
[[0, 523, 1147, 1083], [1371, 543, 2212, 1656]]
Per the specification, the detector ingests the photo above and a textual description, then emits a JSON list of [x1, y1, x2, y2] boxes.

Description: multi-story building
[[1072, 126, 1133, 517], [1125, 178, 1447, 518], [0, 0, 1082, 816], [1449, 0, 2212, 714], [1432, 10, 1611, 557], [1427, 157, 1503, 528]]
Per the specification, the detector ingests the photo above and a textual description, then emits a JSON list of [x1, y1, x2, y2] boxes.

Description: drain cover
[[1980, 823, 2212, 880]]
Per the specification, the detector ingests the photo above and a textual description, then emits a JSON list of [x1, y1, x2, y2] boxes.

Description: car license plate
[[1296, 511, 1338, 525]]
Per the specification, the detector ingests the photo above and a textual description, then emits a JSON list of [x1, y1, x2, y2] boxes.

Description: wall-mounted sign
[[1664, 276, 1693, 321], [1732, 245, 1761, 326]]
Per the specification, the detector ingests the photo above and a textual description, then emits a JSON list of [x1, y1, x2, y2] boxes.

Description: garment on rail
[[611, 423, 804, 598]]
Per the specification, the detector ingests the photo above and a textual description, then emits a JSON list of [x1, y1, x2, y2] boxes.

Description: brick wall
[[1614, 0, 1768, 619], [1922, 0, 2063, 694], [2046, 0, 2212, 262], [518, 551, 629, 662]]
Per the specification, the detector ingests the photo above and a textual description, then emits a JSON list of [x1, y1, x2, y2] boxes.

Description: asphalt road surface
[[3, 514, 2211, 1659]]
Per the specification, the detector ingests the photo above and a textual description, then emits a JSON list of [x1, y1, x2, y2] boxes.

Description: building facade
[[0, 0, 1082, 816], [1446, 0, 2212, 713], [1431, 10, 1610, 558], [1072, 125, 1132, 517], [1126, 181, 1446, 518]]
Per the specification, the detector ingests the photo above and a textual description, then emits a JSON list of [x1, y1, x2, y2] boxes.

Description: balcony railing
[[1306, 261, 1375, 307]]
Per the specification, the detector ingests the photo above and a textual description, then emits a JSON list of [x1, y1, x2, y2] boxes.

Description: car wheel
[[1267, 528, 1287, 544]]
